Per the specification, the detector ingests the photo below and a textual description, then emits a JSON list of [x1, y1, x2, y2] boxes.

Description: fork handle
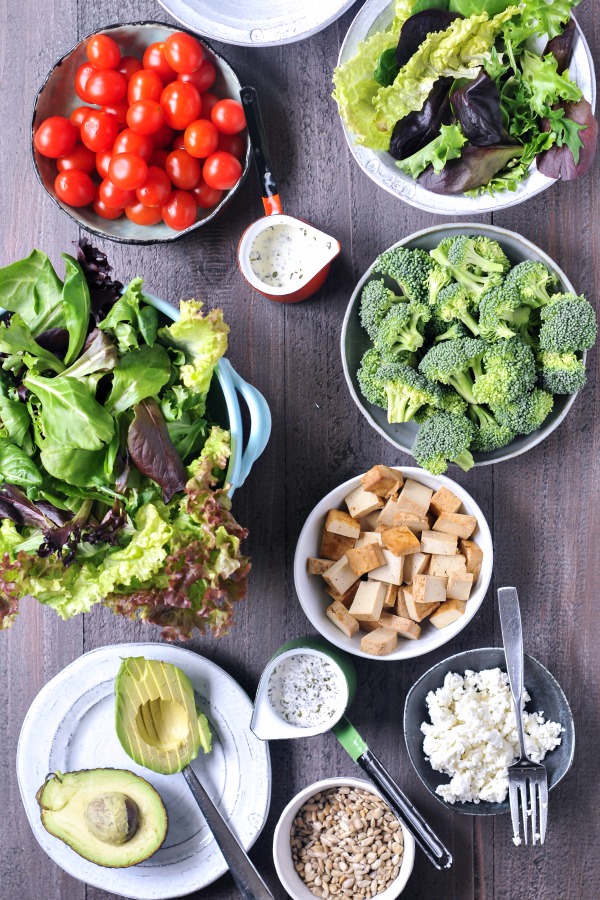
[[498, 587, 528, 758]]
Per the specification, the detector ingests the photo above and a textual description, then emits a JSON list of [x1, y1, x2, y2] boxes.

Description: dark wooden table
[[1, 2, 599, 898]]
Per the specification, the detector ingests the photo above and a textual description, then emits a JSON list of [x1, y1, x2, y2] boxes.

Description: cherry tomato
[[184, 119, 219, 159], [75, 62, 96, 101], [160, 82, 201, 130], [178, 60, 216, 94], [117, 55, 143, 83], [80, 110, 119, 152], [34, 116, 78, 158], [218, 131, 246, 159], [70, 106, 95, 128], [96, 150, 113, 178], [108, 152, 148, 190], [126, 100, 165, 136], [125, 200, 163, 225], [127, 69, 164, 104], [87, 34, 121, 69], [113, 129, 153, 162], [211, 99, 246, 135], [136, 166, 172, 207], [151, 122, 174, 149], [101, 102, 129, 127], [149, 148, 169, 168], [94, 196, 123, 219], [143, 43, 177, 84], [85, 69, 127, 105], [200, 92, 219, 120], [192, 178, 223, 209], [161, 190, 197, 230], [55, 169, 96, 207], [203, 151, 242, 190], [57, 145, 96, 174], [165, 149, 201, 189], [164, 32, 204, 74], [171, 133, 186, 151], [99, 177, 136, 209]]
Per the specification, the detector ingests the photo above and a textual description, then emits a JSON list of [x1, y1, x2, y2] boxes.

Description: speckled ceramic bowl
[[31, 22, 251, 244]]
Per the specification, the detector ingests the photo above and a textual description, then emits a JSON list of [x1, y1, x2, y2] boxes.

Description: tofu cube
[[429, 599, 466, 629], [322, 556, 359, 596], [359, 510, 381, 532], [367, 548, 404, 586], [320, 530, 356, 561], [403, 552, 430, 584], [326, 601, 359, 638], [377, 502, 429, 533], [446, 571, 474, 602], [359, 619, 383, 633], [348, 581, 387, 622], [397, 479, 433, 517], [421, 530, 458, 556], [325, 582, 359, 607], [383, 583, 398, 608], [404, 590, 440, 622], [360, 628, 398, 656], [459, 539, 484, 582], [356, 531, 383, 548], [433, 512, 477, 540], [429, 486, 463, 517], [307, 557, 334, 576], [378, 612, 421, 640], [413, 574, 447, 605], [429, 554, 467, 578], [346, 542, 386, 577], [381, 526, 421, 557], [376, 498, 403, 528], [325, 509, 361, 539], [361, 465, 404, 496], [344, 485, 383, 519], [395, 586, 411, 618]]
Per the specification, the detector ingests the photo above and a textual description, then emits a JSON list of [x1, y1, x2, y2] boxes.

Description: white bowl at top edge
[[336, 0, 596, 215], [273, 777, 416, 900], [293, 468, 493, 662], [341, 222, 584, 466]]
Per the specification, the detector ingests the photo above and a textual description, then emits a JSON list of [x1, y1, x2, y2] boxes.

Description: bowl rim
[[272, 775, 416, 899], [402, 646, 576, 817], [30, 20, 251, 245], [293, 467, 493, 662], [341, 222, 583, 467]]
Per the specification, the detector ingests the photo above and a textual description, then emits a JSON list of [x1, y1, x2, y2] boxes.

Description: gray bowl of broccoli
[[341, 223, 595, 469]]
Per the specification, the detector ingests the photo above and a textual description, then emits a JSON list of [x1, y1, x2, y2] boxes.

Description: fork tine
[[508, 779, 521, 843], [539, 777, 549, 845], [529, 779, 537, 845], [519, 780, 528, 845]]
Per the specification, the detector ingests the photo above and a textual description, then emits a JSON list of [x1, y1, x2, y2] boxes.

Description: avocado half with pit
[[36, 769, 167, 868], [115, 657, 212, 775]]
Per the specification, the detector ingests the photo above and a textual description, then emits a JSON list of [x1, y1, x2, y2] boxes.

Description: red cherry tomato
[[200, 92, 219, 120], [178, 60, 216, 94], [108, 153, 148, 190], [136, 167, 172, 207], [85, 69, 127, 105], [164, 32, 204, 74], [113, 129, 153, 162], [75, 62, 96, 101], [149, 148, 169, 168], [57, 145, 96, 174], [203, 151, 242, 190], [55, 169, 96, 207], [184, 119, 219, 159], [165, 149, 201, 189], [192, 178, 223, 209], [161, 190, 197, 230], [34, 116, 78, 158], [171, 133, 186, 151], [80, 110, 119, 152], [94, 196, 123, 219], [99, 178, 136, 209], [151, 122, 174, 149], [127, 69, 164, 104], [125, 200, 163, 226], [96, 150, 113, 178], [87, 34, 121, 70], [70, 106, 95, 128], [160, 82, 201, 130], [117, 55, 143, 83], [101, 102, 129, 127], [126, 100, 165, 136], [211, 99, 246, 135], [218, 131, 246, 159], [143, 43, 177, 84]]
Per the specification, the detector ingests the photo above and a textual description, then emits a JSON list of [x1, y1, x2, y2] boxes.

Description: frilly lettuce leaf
[[158, 300, 229, 399], [397, 123, 467, 176], [520, 49, 582, 116], [504, 0, 581, 45]]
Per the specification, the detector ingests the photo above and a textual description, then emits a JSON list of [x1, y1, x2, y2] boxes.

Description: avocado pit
[[85, 791, 139, 845]]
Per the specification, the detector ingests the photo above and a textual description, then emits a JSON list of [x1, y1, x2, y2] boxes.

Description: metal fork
[[498, 587, 549, 846]]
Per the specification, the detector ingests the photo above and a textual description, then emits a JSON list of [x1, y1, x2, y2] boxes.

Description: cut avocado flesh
[[115, 657, 211, 775], [37, 769, 167, 868]]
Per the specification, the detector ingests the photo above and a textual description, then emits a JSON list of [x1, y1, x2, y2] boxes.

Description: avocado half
[[36, 769, 167, 868], [115, 657, 212, 775]]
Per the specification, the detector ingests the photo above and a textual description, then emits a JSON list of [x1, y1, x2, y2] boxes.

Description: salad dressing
[[267, 653, 344, 728], [249, 223, 333, 288]]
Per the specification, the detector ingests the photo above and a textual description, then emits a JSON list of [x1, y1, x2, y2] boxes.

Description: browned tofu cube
[[348, 581, 387, 622], [367, 548, 404, 586], [356, 531, 383, 548], [344, 485, 384, 519], [429, 599, 466, 629], [322, 556, 360, 596], [403, 552, 430, 584], [325, 582, 359, 607], [397, 479, 433, 517], [381, 526, 421, 557], [378, 612, 421, 640], [346, 542, 386, 577], [429, 553, 467, 578], [378, 504, 430, 533], [307, 557, 335, 576], [396, 586, 411, 618], [432, 512, 477, 540], [429, 486, 463, 518], [446, 571, 474, 602], [320, 530, 356, 561], [413, 574, 447, 605], [404, 590, 440, 622], [459, 539, 484, 582], [359, 619, 383, 633], [325, 509, 361, 539], [360, 628, 398, 656], [383, 583, 398, 608], [361, 465, 404, 496], [420, 530, 458, 556], [376, 497, 403, 528], [326, 601, 359, 638], [358, 510, 381, 532]]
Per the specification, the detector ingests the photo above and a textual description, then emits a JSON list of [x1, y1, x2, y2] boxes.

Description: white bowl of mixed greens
[[334, 0, 597, 213]]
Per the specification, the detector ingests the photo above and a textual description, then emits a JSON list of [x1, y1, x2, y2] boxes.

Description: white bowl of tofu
[[294, 465, 492, 661]]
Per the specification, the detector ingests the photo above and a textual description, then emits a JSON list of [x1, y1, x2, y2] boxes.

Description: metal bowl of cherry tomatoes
[[31, 21, 251, 243]]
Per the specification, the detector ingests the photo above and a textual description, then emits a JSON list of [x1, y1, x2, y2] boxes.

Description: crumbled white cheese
[[421, 668, 563, 804]]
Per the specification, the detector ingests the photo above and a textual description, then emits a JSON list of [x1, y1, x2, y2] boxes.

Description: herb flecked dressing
[[249, 223, 332, 288], [267, 653, 344, 727]]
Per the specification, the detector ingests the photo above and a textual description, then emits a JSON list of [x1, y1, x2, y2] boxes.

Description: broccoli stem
[[455, 449, 475, 472], [461, 311, 481, 336], [386, 390, 421, 424], [448, 370, 479, 405]]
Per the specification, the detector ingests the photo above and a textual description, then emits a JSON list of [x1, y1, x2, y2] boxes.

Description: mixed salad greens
[[0, 242, 250, 639], [333, 0, 597, 195], [356, 233, 597, 473]]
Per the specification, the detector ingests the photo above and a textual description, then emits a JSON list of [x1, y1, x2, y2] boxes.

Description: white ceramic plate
[[293, 468, 493, 662], [158, 0, 358, 46], [337, 0, 596, 214], [17, 643, 271, 899]]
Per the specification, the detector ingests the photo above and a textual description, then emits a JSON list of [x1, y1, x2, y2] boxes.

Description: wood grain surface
[[0, 1, 598, 899]]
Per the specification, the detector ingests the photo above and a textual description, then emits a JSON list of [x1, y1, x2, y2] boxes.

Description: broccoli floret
[[378, 361, 443, 424], [431, 320, 470, 344], [431, 237, 506, 300], [439, 387, 468, 415], [478, 283, 532, 341], [434, 282, 481, 337], [446, 235, 510, 275], [412, 412, 475, 475], [493, 389, 554, 436], [504, 260, 558, 308], [427, 264, 453, 306], [360, 279, 404, 340], [468, 404, 515, 453], [473, 338, 536, 406], [539, 297, 597, 353], [357, 348, 387, 408], [539, 351, 586, 394], [375, 302, 431, 356], [418, 337, 486, 405], [373, 248, 434, 304]]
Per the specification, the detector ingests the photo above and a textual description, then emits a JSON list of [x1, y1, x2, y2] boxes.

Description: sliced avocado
[[115, 657, 211, 775], [36, 769, 167, 868]]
